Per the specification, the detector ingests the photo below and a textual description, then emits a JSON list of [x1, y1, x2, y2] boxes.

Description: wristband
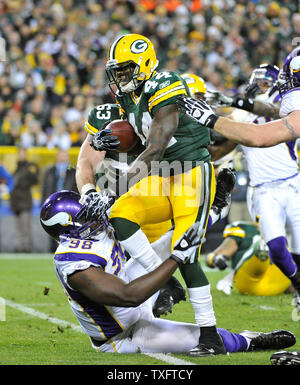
[[169, 254, 182, 265], [81, 183, 97, 195], [231, 96, 254, 112], [206, 114, 219, 129], [206, 252, 216, 268]]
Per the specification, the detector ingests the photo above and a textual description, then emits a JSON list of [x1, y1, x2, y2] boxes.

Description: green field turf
[[0, 253, 299, 366]]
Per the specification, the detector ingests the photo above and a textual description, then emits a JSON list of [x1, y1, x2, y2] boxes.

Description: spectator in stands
[[10, 147, 39, 253], [0, 161, 14, 203], [0, 0, 298, 147], [41, 149, 78, 251], [46, 121, 71, 150], [19, 118, 47, 148]]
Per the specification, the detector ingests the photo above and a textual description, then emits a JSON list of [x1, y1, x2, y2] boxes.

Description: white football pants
[[247, 173, 300, 253]]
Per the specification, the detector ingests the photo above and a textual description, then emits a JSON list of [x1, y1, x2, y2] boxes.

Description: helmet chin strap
[[120, 79, 138, 93]]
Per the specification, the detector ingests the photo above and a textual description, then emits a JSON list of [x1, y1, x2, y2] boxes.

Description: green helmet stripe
[[109, 35, 126, 61]]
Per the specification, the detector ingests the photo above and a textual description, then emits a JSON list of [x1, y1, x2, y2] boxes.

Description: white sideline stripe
[[258, 305, 278, 311], [145, 353, 195, 365], [5, 299, 82, 332], [5, 299, 195, 366]]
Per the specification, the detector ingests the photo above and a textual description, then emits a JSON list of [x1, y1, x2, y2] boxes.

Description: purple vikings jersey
[[54, 231, 141, 344]]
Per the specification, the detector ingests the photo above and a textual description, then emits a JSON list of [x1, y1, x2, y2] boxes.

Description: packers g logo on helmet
[[130, 40, 148, 54], [106, 34, 159, 94]]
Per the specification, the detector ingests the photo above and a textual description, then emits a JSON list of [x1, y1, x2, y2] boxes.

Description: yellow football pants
[[234, 255, 291, 296], [110, 163, 215, 260], [141, 221, 172, 243]]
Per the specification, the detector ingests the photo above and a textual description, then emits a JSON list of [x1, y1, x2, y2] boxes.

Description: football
[[107, 119, 138, 152]]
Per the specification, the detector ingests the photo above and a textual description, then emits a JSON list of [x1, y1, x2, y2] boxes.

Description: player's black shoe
[[188, 342, 226, 357], [241, 330, 296, 351], [270, 350, 300, 365], [164, 276, 186, 305], [153, 276, 186, 317], [187, 328, 226, 357], [153, 288, 174, 317], [212, 167, 236, 214]]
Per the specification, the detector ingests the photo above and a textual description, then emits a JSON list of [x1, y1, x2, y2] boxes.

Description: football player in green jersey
[[76, 103, 123, 197], [89, 33, 227, 357], [205, 221, 291, 296], [76, 102, 185, 317]]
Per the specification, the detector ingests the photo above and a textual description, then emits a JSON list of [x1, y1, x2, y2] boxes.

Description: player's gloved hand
[[244, 83, 260, 99], [90, 128, 120, 152], [170, 223, 202, 264], [176, 96, 219, 128], [206, 253, 229, 270], [204, 90, 233, 108], [82, 191, 116, 221], [230, 94, 255, 112]]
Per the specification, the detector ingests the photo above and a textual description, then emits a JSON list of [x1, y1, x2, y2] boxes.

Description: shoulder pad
[[85, 104, 121, 135], [145, 71, 187, 113]]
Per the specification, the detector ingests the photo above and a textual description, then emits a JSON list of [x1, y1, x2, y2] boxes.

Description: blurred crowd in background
[[0, 0, 299, 149]]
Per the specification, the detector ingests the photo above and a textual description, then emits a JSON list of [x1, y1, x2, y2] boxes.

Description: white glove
[[176, 96, 219, 128], [80, 191, 115, 221], [171, 223, 202, 264], [204, 90, 233, 108]]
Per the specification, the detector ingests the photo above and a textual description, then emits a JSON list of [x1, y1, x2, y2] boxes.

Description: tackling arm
[[210, 237, 238, 259], [204, 90, 280, 118], [252, 100, 280, 119], [76, 136, 106, 194], [214, 111, 300, 147], [68, 258, 178, 307]]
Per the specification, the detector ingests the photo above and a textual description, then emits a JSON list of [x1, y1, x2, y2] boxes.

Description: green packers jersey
[[84, 103, 136, 189], [223, 221, 263, 270], [116, 71, 211, 164]]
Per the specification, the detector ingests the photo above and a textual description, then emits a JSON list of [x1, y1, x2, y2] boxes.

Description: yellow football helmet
[[181, 73, 207, 98], [106, 34, 159, 94]]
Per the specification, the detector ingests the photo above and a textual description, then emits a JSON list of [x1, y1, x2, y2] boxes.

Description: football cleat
[[164, 275, 186, 305], [187, 342, 226, 357], [153, 276, 186, 317], [187, 331, 226, 357], [270, 350, 300, 365], [241, 330, 296, 351], [212, 168, 236, 215], [153, 288, 174, 317]]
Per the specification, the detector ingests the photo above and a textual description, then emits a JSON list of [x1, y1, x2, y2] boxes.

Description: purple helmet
[[248, 63, 279, 94], [278, 46, 300, 96], [40, 190, 107, 241]]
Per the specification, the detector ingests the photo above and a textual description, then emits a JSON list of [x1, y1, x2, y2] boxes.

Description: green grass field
[[0, 253, 299, 366]]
